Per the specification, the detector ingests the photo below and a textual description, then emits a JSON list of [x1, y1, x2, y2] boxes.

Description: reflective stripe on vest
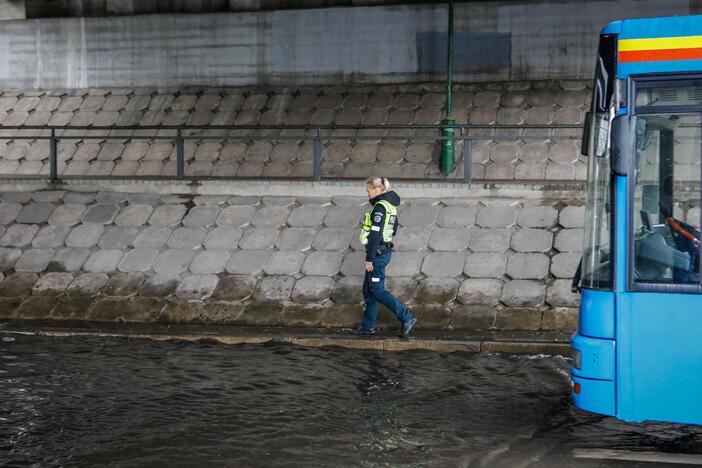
[[359, 200, 398, 245]]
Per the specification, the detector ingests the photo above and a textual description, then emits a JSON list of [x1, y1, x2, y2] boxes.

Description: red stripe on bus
[[619, 47, 702, 62]]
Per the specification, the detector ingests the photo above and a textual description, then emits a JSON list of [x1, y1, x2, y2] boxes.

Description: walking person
[[354, 177, 417, 338]]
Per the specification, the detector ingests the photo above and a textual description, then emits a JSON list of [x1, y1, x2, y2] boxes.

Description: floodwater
[[1, 333, 701, 467]]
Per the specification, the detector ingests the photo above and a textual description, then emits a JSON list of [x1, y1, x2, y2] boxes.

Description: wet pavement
[[1, 332, 701, 467]]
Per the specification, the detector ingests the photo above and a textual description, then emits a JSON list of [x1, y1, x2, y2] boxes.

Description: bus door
[[617, 81, 702, 423]]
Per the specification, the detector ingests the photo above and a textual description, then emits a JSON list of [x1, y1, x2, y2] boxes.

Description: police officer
[[354, 176, 417, 338]]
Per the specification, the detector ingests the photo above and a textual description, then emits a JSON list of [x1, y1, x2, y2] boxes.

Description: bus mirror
[[610, 115, 637, 176], [581, 112, 592, 156]]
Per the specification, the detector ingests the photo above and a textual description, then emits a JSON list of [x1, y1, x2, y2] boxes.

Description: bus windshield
[[581, 36, 615, 290]]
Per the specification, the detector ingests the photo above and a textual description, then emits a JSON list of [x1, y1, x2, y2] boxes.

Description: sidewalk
[[0, 320, 572, 355]]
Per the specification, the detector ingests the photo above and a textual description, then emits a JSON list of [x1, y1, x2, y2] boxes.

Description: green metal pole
[[440, 0, 455, 174]]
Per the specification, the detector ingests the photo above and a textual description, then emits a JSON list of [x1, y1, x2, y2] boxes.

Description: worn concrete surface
[[0, 321, 571, 354]]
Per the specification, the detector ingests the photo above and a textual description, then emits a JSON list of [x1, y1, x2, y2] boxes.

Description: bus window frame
[[629, 73, 702, 294]]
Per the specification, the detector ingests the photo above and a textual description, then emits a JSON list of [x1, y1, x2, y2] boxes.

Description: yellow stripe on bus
[[619, 35, 702, 51]]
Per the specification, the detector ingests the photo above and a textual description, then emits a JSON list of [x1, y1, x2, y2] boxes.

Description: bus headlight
[[573, 349, 582, 369]]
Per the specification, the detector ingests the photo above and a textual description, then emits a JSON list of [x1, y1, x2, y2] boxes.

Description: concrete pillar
[[0, 0, 25, 19]]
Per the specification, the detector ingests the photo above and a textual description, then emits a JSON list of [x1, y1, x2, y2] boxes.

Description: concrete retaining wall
[[0, 186, 588, 331], [0, 0, 695, 88], [0, 80, 588, 182]]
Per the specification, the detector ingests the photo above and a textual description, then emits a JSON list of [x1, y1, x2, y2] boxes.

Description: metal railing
[[0, 123, 583, 184]]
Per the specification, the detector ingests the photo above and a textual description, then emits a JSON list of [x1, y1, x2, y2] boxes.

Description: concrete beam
[[0, 0, 25, 19]]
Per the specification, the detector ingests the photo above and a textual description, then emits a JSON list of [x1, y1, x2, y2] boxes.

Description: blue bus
[[572, 15, 702, 425]]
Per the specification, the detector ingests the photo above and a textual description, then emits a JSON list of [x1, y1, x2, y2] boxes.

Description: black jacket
[[365, 191, 401, 261]]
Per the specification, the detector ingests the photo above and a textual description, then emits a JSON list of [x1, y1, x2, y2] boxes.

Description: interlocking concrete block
[[104, 272, 145, 297], [225, 250, 270, 275], [50, 248, 90, 272], [220, 94, 244, 110], [188, 249, 231, 275], [32, 191, 65, 203], [507, 253, 550, 279], [518, 141, 549, 163], [83, 249, 124, 273], [554, 229, 583, 253], [546, 279, 579, 307], [313, 228, 353, 251], [476, 205, 516, 228], [517, 206, 558, 228], [301, 251, 344, 276], [0, 272, 38, 297], [176, 274, 219, 300], [98, 226, 138, 249], [181, 206, 221, 228], [238, 228, 278, 250], [216, 205, 256, 227], [16, 203, 55, 224], [376, 144, 405, 163], [251, 206, 290, 227], [515, 162, 546, 180], [330, 276, 363, 304], [263, 251, 306, 275], [33, 272, 74, 296], [1, 224, 39, 248], [253, 276, 295, 303], [133, 226, 172, 248], [340, 251, 365, 277], [114, 204, 153, 227], [0, 203, 21, 224], [545, 163, 575, 180], [139, 274, 179, 297], [323, 206, 365, 228], [153, 249, 196, 275], [493, 308, 542, 330], [262, 196, 297, 207], [65, 224, 104, 248], [392, 227, 432, 251], [276, 228, 316, 251], [287, 205, 327, 227], [14, 249, 54, 273], [0, 248, 21, 271], [204, 227, 242, 250], [436, 205, 478, 228], [167, 227, 207, 249], [32, 225, 71, 248], [149, 204, 187, 227], [541, 307, 578, 332], [501, 280, 546, 307], [464, 252, 508, 278], [398, 204, 439, 228], [468, 229, 511, 252], [291, 276, 335, 304], [421, 252, 465, 277], [559, 205, 585, 228], [428, 228, 471, 251], [212, 275, 256, 301], [384, 252, 424, 277], [414, 277, 459, 304], [457, 278, 503, 305], [511, 229, 553, 253], [549, 142, 579, 163], [118, 248, 159, 272], [81, 204, 120, 225], [490, 143, 520, 163]]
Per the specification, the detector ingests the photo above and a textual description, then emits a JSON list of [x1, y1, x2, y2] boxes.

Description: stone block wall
[[0, 80, 588, 182], [0, 188, 586, 331]]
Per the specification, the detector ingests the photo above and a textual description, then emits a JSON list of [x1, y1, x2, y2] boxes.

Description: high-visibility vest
[[359, 200, 398, 246]]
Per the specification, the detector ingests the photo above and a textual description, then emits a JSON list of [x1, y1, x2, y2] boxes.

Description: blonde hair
[[366, 176, 390, 192]]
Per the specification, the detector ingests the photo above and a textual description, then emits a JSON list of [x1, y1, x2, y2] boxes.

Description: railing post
[[176, 129, 184, 179], [313, 127, 321, 181], [463, 136, 472, 184], [50, 129, 58, 182]]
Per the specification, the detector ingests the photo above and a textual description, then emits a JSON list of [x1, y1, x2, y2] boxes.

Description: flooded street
[[1, 333, 701, 467]]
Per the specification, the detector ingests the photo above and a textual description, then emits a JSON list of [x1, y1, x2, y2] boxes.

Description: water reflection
[[0, 334, 701, 467]]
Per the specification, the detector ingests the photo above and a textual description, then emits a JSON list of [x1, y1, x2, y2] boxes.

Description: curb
[[1, 328, 571, 355]]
